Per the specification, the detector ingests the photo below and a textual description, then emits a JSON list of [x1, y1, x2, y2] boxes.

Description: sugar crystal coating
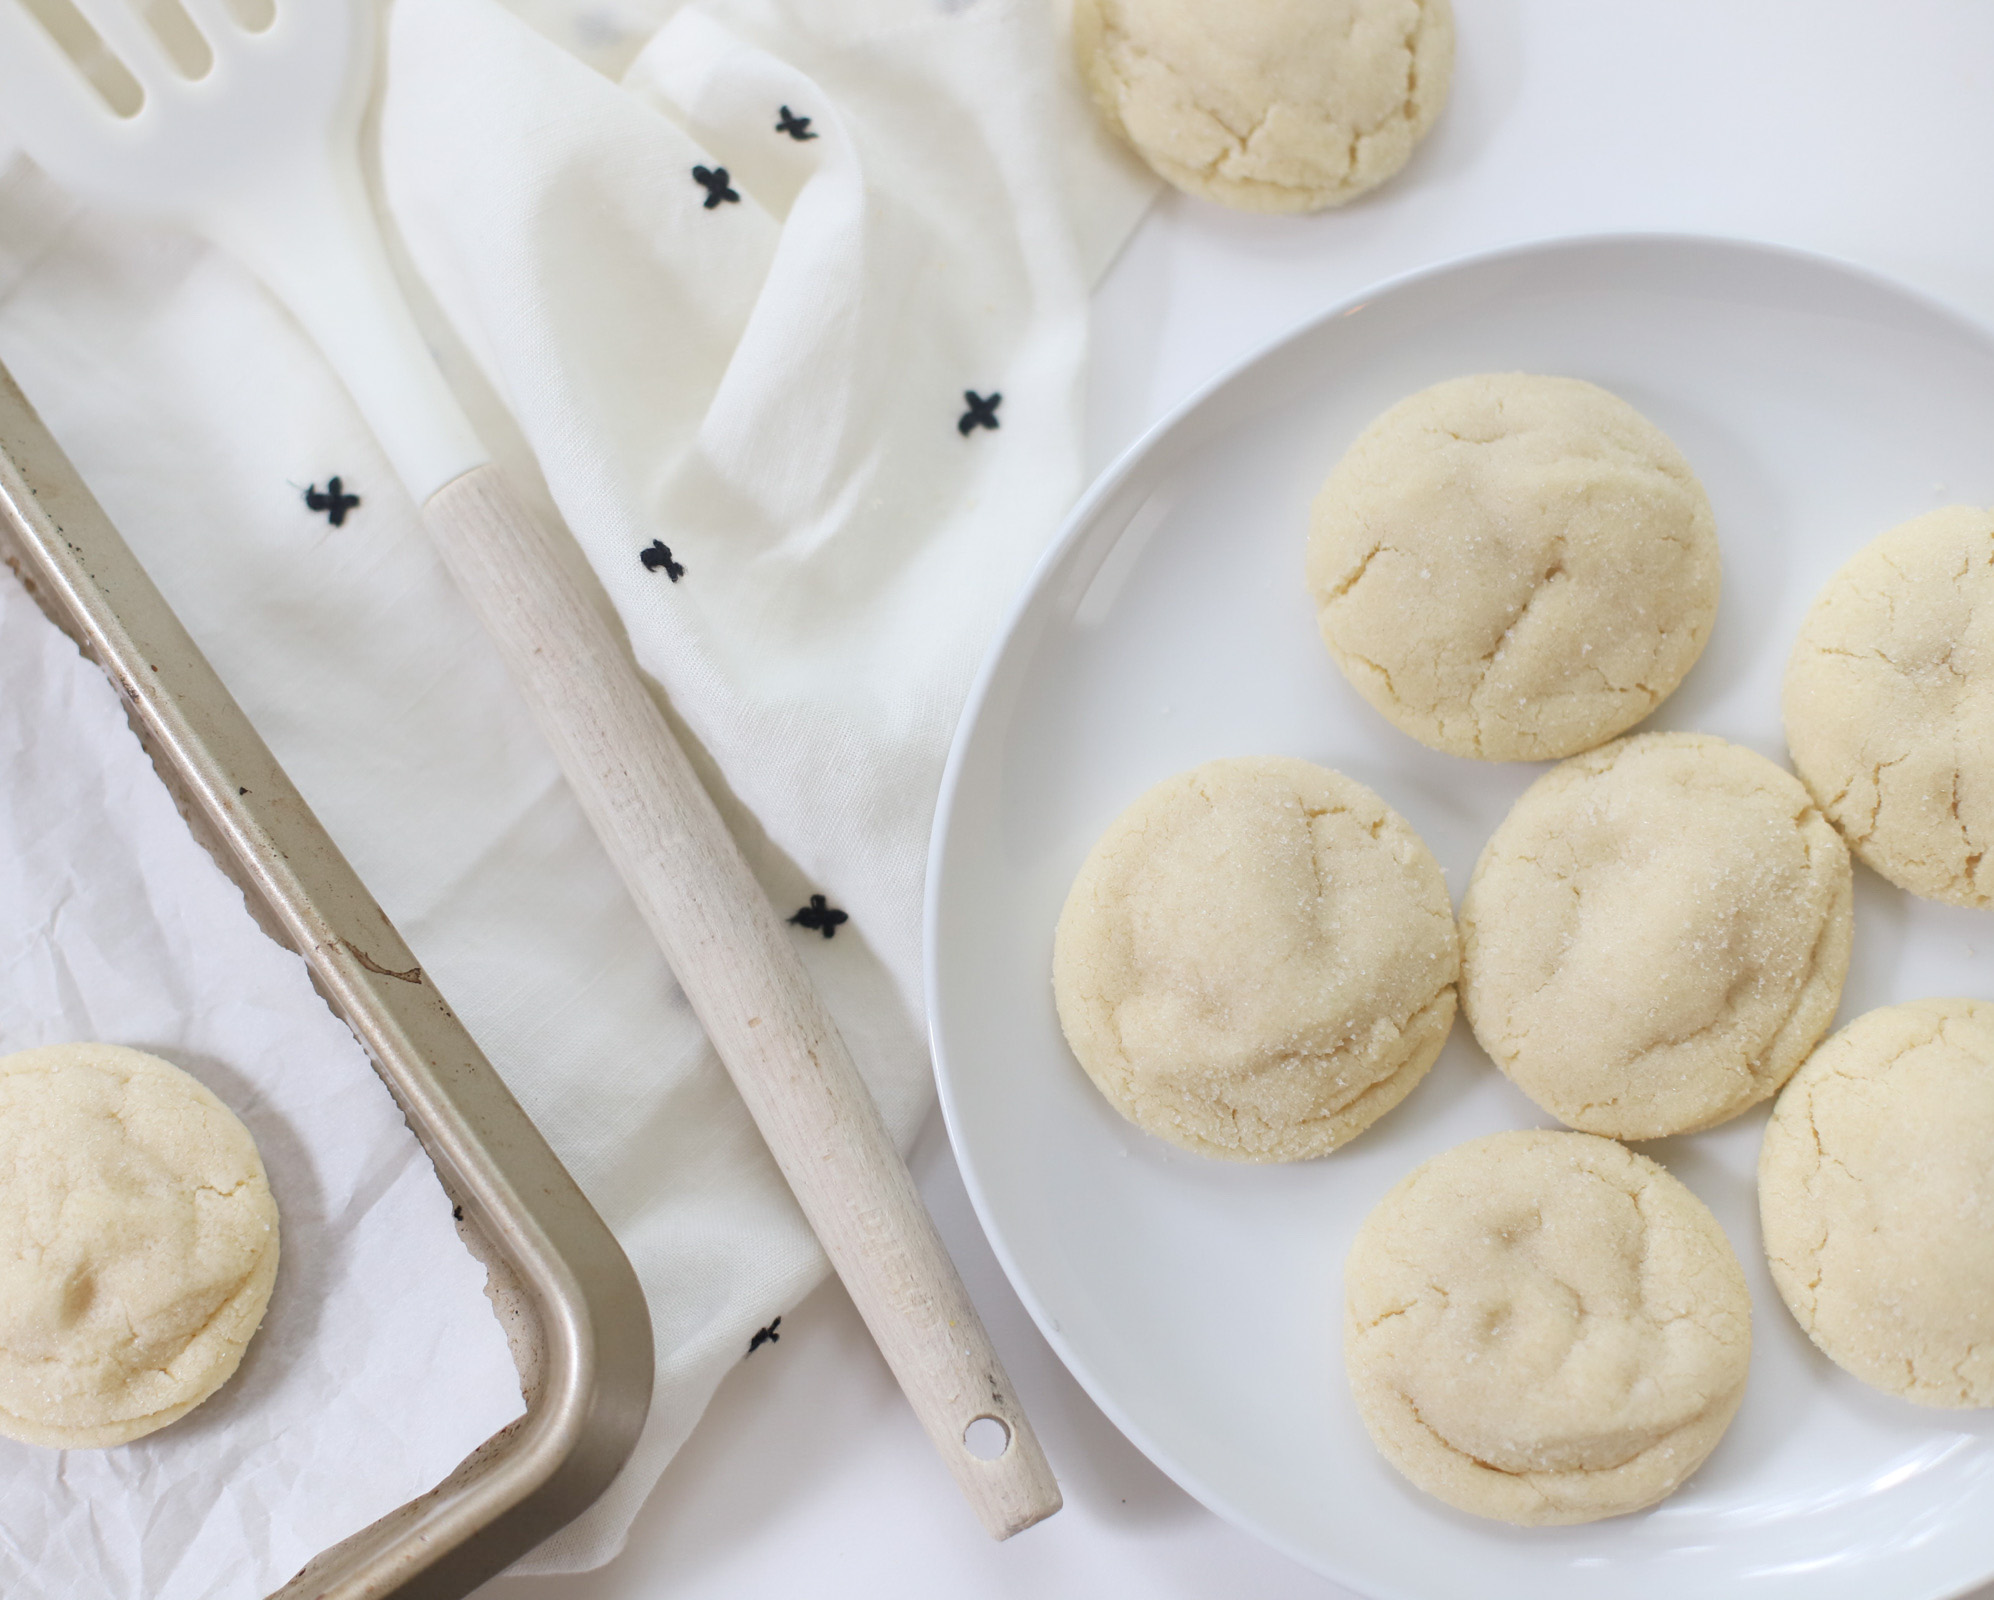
[[1052, 756, 1458, 1161], [1074, 0, 1454, 213], [1308, 374, 1720, 761], [1345, 1129, 1751, 1524], [1461, 732, 1852, 1139], [1760, 999, 1994, 1408], [1783, 505, 1994, 907]]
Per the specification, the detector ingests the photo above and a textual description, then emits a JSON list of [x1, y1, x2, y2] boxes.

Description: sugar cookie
[[1307, 374, 1721, 761], [1072, 0, 1454, 213], [1759, 999, 1994, 1407], [1052, 756, 1458, 1161], [1461, 733, 1852, 1139], [1783, 505, 1994, 907], [0, 1043, 280, 1447], [1344, 1129, 1751, 1524]]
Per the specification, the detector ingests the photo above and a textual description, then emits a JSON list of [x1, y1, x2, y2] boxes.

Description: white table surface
[[478, 3, 1994, 1595]]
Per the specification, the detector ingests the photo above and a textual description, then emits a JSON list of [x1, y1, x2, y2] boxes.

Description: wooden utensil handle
[[422, 465, 1060, 1539]]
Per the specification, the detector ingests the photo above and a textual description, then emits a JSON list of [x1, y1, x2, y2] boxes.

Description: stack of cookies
[[1050, 371, 1994, 1525]]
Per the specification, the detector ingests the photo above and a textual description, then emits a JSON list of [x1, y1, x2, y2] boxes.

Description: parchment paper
[[0, 563, 526, 1596]]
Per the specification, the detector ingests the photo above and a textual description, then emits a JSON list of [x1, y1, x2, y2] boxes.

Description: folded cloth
[[0, 0, 1152, 1571]]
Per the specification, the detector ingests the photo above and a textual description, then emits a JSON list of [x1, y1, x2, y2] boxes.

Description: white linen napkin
[[0, 0, 1152, 1570]]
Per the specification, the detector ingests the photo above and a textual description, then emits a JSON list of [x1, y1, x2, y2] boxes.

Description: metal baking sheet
[[0, 359, 653, 1600]]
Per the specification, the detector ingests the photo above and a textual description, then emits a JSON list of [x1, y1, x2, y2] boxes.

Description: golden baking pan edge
[[0, 359, 654, 1600]]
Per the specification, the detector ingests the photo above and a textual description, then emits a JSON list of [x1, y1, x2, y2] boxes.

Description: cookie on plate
[[1052, 756, 1458, 1161], [1783, 505, 1994, 907], [1072, 0, 1454, 213], [1345, 1129, 1751, 1525], [0, 1042, 280, 1447], [1307, 373, 1721, 761], [1460, 732, 1852, 1139], [1760, 998, 1994, 1407]]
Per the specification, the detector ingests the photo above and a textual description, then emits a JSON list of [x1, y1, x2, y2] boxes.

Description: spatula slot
[[136, 0, 211, 79], [219, 0, 271, 34], [15, 0, 144, 117]]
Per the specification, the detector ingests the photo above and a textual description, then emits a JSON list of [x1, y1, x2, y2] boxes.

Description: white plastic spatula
[[0, 0, 1060, 1539]]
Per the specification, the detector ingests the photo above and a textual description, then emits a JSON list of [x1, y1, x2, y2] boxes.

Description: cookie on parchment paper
[[0, 1042, 279, 1448]]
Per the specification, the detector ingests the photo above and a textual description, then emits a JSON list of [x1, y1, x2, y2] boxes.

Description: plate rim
[[922, 229, 1994, 1600]]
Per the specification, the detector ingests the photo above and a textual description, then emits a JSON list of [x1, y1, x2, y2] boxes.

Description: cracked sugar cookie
[[1460, 733, 1852, 1140], [1760, 999, 1994, 1407], [1051, 756, 1458, 1161], [1344, 1129, 1751, 1525], [0, 1043, 280, 1447], [1073, 0, 1453, 213], [1783, 505, 1994, 907], [1307, 374, 1721, 761]]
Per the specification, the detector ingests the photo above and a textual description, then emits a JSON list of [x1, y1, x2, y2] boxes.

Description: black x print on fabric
[[640, 539, 685, 581], [747, 1317, 782, 1356], [303, 476, 360, 526], [775, 105, 817, 141], [692, 164, 739, 208], [788, 894, 848, 938], [958, 390, 1001, 435]]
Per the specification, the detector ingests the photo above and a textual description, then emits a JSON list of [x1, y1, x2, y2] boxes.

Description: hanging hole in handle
[[963, 1415, 1011, 1461]]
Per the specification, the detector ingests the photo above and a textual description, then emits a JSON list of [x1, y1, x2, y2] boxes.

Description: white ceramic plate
[[926, 236, 1994, 1600]]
